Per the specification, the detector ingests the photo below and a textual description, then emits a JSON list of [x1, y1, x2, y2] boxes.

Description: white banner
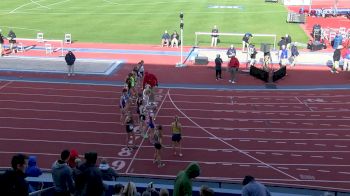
[[283, 0, 311, 5]]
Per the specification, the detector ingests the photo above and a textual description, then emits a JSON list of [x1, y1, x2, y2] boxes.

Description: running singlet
[[171, 122, 181, 134]]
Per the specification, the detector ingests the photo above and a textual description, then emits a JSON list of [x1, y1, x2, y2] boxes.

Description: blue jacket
[[25, 156, 42, 177]]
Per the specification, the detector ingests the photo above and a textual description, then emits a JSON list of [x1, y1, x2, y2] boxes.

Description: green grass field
[[0, 0, 308, 47]]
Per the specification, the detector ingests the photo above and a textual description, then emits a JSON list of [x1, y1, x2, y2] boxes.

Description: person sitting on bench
[[170, 31, 179, 48], [161, 30, 170, 47]]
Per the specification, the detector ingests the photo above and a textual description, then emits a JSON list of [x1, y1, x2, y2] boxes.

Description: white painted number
[[118, 147, 132, 157], [111, 160, 126, 171]]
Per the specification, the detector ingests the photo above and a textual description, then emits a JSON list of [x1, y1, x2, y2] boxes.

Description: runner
[[124, 114, 136, 149], [153, 125, 165, 168], [171, 116, 183, 157], [119, 88, 129, 124], [148, 112, 156, 144]]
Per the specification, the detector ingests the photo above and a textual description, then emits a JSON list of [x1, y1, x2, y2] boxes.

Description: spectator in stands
[[285, 34, 292, 49], [142, 182, 159, 196], [215, 54, 223, 80], [65, 50, 76, 76], [0, 29, 4, 57], [123, 181, 141, 196], [227, 55, 240, 84], [159, 188, 169, 196], [278, 45, 288, 67], [25, 156, 42, 177], [241, 175, 271, 196], [200, 185, 214, 196], [247, 44, 257, 69], [290, 43, 299, 67], [331, 45, 342, 73], [0, 154, 29, 196], [171, 31, 179, 48], [171, 115, 183, 157], [161, 30, 170, 47], [99, 159, 119, 181], [173, 162, 201, 196], [112, 183, 124, 196], [211, 25, 219, 47], [226, 44, 236, 58], [242, 33, 252, 52], [52, 149, 75, 196], [67, 149, 79, 168], [72, 158, 82, 182], [7, 29, 16, 53], [75, 152, 105, 196], [343, 46, 350, 71]]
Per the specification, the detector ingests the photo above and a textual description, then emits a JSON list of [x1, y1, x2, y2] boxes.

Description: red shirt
[[143, 72, 158, 88], [228, 57, 240, 68]]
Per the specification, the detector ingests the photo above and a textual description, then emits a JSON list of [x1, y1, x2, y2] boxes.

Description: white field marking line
[[9, 1, 39, 13], [0, 99, 118, 107], [168, 91, 299, 181], [0, 116, 119, 124], [0, 107, 117, 115], [0, 81, 13, 91], [6, 85, 120, 94], [258, 181, 350, 193], [24, 0, 71, 11], [0, 126, 121, 135], [0, 92, 117, 100], [0, 25, 41, 32], [30, 0, 50, 9], [125, 89, 169, 174], [160, 107, 348, 113], [296, 96, 314, 111], [101, 0, 189, 6], [168, 92, 350, 99], [156, 116, 350, 121]]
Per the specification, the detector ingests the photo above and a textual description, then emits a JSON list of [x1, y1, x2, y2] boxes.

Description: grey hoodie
[[51, 160, 75, 193]]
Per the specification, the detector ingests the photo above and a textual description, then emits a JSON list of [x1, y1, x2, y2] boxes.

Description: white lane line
[[306, 132, 318, 135], [310, 156, 324, 158], [271, 153, 284, 156], [168, 91, 300, 181], [296, 168, 309, 171], [339, 172, 350, 175], [277, 167, 289, 170], [332, 157, 344, 160], [335, 145, 348, 148], [317, 170, 331, 173], [291, 154, 303, 157]]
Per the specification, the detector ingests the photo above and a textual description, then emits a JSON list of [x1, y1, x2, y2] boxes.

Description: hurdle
[[13, 37, 65, 56]]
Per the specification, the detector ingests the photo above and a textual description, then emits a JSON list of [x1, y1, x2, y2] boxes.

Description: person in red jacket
[[227, 56, 240, 84], [143, 72, 158, 103]]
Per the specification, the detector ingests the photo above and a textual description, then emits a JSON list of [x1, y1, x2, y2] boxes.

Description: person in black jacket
[[75, 152, 105, 196], [8, 29, 17, 53], [0, 154, 29, 196], [331, 45, 342, 73], [98, 159, 119, 181], [214, 54, 223, 80], [65, 50, 76, 76]]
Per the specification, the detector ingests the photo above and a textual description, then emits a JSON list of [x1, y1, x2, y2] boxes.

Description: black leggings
[[216, 70, 222, 79]]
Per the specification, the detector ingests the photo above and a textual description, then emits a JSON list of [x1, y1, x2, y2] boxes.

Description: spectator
[[0, 154, 29, 196], [247, 44, 257, 69], [99, 159, 119, 181], [285, 34, 292, 49], [211, 25, 219, 47], [0, 29, 4, 57], [159, 188, 169, 196], [161, 30, 170, 47], [171, 31, 179, 48], [171, 116, 183, 157], [278, 45, 288, 67], [242, 175, 271, 196], [75, 152, 105, 196], [25, 156, 42, 177], [7, 29, 16, 53], [142, 182, 159, 196], [123, 181, 141, 196], [52, 149, 75, 196], [226, 44, 236, 58], [242, 33, 252, 52], [331, 45, 342, 73], [214, 54, 223, 80], [278, 37, 286, 50], [112, 183, 124, 196], [173, 162, 201, 196], [200, 185, 214, 196], [263, 52, 272, 71], [65, 50, 76, 76], [67, 149, 79, 168], [227, 55, 240, 84], [290, 43, 299, 67], [72, 158, 82, 182]]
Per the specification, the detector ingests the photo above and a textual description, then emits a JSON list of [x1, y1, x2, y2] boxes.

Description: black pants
[[216, 69, 222, 79]]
